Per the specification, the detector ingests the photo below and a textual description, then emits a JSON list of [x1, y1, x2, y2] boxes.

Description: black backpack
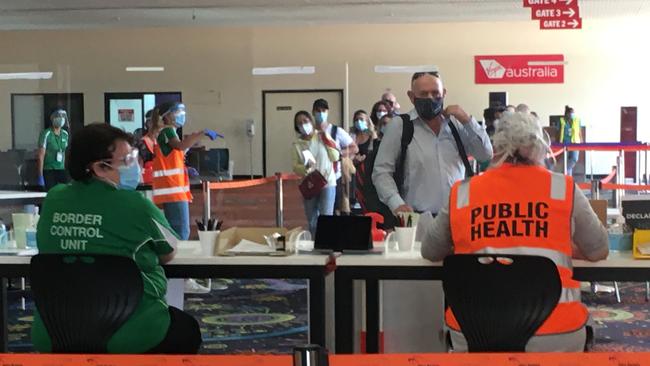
[[356, 114, 474, 229]]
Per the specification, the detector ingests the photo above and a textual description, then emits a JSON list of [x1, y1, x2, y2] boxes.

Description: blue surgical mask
[[315, 111, 328, 124], [175, 111, 186, 127], [355, 119, 368, 131], [300, 122, 313, 136], [117, 162, 141, 190], [52, 117, 66, 128], [569, 113, 575, 119], [376, 111, 387, 120]]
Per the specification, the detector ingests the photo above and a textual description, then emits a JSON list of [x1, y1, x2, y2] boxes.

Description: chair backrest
[[30, 254, 143, 353], [442, 254, 561, 352]]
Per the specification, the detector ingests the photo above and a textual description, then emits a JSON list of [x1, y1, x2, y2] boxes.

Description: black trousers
[[43, 169, 69, 191], [146, 306, 202, 354]]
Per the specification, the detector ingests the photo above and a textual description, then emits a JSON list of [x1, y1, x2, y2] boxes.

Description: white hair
[[515, 103, 530, 114], [491, 112, 550, 167]]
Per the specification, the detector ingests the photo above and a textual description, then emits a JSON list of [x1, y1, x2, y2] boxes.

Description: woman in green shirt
[[33, 123, 202, 354], [37, 109, 70, 191]]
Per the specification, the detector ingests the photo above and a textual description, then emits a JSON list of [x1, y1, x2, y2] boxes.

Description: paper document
[[227, 239, 275, 253], [637, 241, 650, 256], [302, 150, 316, 166]]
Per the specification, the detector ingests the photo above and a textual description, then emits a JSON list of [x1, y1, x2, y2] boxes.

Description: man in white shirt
[[372, 71, 493, 216], [382, 91, 401, 117], [312, 98, 358, 213]]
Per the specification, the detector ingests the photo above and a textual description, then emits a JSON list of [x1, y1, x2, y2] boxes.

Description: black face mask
[[414, 97, 444, 121]]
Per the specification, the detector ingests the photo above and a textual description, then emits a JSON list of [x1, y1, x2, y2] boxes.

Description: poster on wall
[[474, 54, 564, 84], [118, 109, 135, 122], [109, 99, 142, 133]]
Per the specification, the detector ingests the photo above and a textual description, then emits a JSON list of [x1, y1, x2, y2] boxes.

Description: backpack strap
[[447, 119, 475, 177], [395, 114, 415, 195], [331, 124, 338, 142]]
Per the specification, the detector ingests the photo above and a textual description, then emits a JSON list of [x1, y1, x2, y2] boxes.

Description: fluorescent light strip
[[0, 72, 53, 80], [252, 66, 315, 75], [126, 67, 165, 72], [374, 65, 439, 74]]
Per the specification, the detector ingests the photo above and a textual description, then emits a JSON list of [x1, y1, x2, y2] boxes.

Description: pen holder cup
[[198, 230, 220, 256], [384, 227, 416, 252]]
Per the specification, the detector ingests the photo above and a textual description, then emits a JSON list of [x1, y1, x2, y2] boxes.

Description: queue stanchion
[[275, 172, 284, 228], [202, 180, 211, 226], [591, 179, 600, 200]]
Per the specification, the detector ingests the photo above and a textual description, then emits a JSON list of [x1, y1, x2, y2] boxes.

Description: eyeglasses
[[411, 71, 440, 83], [100, 148, 139, 168]]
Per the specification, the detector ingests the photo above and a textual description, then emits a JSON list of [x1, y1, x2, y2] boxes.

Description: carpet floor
[[6, 280, 650, 353]]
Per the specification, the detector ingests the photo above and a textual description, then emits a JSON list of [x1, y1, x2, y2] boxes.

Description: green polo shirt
[[32, 179, 178, 353], [157, 127, 178, 157], [38, 128, 69, 171]]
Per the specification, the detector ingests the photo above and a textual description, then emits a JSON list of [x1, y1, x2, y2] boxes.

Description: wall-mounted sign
[[540, 18, 582, 29], [523, 0, 582, 30], [474, 55, 564, 84]]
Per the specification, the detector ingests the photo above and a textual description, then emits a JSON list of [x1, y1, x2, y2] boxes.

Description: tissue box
[[608, 232, 633, 251], [215, 227, 302, 255]]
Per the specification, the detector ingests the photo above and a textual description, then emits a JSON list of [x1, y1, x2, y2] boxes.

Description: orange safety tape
[[206, 173, 300, 190], [1, 353, 650, 366], [602, 183, 650, 191]]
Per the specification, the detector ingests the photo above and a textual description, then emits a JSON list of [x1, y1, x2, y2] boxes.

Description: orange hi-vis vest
[[448, 163, 587, 336], [152, 144, 192, 205]]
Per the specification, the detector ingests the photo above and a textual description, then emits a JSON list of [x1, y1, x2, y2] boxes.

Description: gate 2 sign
[[475, 55, 564, 84]]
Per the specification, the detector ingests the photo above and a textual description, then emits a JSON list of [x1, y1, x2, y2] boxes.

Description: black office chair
[[30, 254, 143, 353], [442, 254, 561, 352]]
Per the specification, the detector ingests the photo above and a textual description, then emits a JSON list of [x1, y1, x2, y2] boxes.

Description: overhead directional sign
[[524, 0, 582, 30], [539, 17, 582, 29], [531, 5, 579, 19], [523, 0, 575, 7]]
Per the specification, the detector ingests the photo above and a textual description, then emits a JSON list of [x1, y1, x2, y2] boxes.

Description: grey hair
[[491, 112, 550, 167]]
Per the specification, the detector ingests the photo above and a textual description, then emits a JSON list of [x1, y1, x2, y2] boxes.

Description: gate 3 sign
[[474, 54, 564, 84]]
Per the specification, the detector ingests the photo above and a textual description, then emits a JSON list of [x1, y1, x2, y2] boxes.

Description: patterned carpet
[[5, 280, 650, 353]]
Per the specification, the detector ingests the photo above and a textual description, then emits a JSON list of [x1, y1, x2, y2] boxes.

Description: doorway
[[11, 93, 84, 150], [262, 89, 344, 177]]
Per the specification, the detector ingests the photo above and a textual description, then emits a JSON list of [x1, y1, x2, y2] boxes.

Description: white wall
[[1, 17, 649, 175]]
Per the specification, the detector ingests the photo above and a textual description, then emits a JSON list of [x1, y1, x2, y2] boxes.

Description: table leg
[[334, 269, 354, 353], [0, 278, 7, 352], [365, 279, 380, 353], [308, 271, 326, 347]]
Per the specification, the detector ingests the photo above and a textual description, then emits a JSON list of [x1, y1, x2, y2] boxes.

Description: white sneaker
[[593, 283, 616, 293], [211, 280, 228, 290], [184, 279, 211, 294]]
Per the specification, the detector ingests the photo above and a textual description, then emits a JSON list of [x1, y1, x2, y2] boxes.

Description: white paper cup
[[385, 227, 416, 252], [198, 230, 220, 256]]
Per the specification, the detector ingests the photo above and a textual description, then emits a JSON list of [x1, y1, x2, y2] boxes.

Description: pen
[[406, 215, 412, 228], [195, 219, 205, 231]]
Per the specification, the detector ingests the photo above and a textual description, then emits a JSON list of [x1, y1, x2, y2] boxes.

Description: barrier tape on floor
[[207, 173, 300, 190], [552, 142, 650, 152], [0, 353, 650, 366]]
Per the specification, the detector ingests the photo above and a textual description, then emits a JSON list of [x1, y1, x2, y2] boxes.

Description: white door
[[264, 91, 342, 176], [12, 95, 44, 150]]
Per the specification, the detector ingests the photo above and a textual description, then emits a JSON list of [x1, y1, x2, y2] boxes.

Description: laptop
[[314, 215, 381, 254]]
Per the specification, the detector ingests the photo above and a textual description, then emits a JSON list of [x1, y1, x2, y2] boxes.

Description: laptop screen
[[314, 215, 372, 251]]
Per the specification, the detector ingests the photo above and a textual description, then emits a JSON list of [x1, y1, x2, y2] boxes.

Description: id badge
[[56, 151, 63, 162]]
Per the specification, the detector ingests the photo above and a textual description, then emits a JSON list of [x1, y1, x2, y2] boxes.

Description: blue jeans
[[567, 151, 579, 176], [163, 201, 190, 240], [303, 186, 336, 236]]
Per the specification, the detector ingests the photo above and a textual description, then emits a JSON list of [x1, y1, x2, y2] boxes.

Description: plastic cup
[[198, 230, 220, 256], [384, 227, 416, 252]]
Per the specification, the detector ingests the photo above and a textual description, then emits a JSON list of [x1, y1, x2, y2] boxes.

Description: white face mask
[[300, 122, 313, 136], [376, 111, 388, 119]]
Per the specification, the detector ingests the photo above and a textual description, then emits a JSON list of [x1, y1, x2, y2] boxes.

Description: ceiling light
[[0, 72, 53, 80], [126, 67, 165, 72], [252, 66, 315, 75], [374, 65, 439, 73]]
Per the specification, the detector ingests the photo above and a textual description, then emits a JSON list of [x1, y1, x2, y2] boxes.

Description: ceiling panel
[[0, 0, 646, 30]]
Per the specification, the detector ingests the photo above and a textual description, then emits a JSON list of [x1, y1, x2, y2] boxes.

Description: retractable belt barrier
[[201, 172, 300, 227], [1, 352, 650, 366]]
